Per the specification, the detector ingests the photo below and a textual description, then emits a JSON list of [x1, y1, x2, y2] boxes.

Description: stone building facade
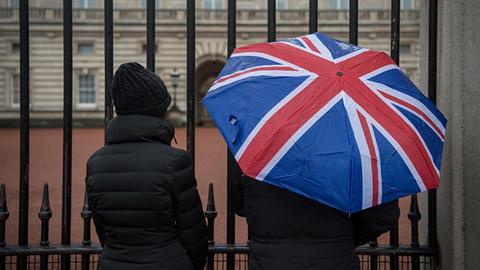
[[0, 0, 420, 126]]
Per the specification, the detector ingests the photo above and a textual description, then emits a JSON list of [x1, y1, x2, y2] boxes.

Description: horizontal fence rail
[[1, 0, 438, 269]]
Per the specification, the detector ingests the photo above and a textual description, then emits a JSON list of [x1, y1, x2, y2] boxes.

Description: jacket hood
[[106, 115, 175, 145]]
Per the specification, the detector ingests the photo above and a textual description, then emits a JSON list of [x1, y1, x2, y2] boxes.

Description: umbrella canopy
[[203, 32, 447, 213]]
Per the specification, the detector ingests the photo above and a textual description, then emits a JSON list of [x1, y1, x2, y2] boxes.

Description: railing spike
[[39, 184, 52, 220], [81, 188, 92, 246], [0, 184, 8, 215], [38, 183, 52, 247], [0, 183, 10, 247], [408, 194, 421, 247], [206, 182, 217, 215], [205, 182, 217, 270]]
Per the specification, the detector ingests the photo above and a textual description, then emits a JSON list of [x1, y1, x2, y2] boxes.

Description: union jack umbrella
[[203, 32, 447, 213]]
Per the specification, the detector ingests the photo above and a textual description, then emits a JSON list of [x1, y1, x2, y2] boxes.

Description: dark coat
[[86, 115, 208, 270], [230, 160, 399, 270]]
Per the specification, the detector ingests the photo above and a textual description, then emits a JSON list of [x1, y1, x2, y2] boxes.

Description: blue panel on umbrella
[[264, 100, 361, 212], [282, 38, 306, 48], [372, 126, 422, 204], [314, 32, 362, 59], [217, 56, 281, 79], [395, 105, 444, 170], [368, 69, 447, 126], [204, 75, 309, 155]]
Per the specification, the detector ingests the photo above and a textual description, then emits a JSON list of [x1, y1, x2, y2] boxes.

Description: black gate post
[[104, 0, 114, 139], [146, 0, 156, 72], [309, 0, 318, 34], [389, 1, 401, 269], [18, 0, 30, 268], [427, 0, 438, 255], [267, 0, 276, 42], [226, 1, 237, 270], [186, 0, 196, 161], [349, 0, 358, 45], [61, 0, 73, 269]]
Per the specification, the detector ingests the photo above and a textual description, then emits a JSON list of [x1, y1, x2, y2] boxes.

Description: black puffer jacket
[[86, 115, 208, 270], [230, 160, 399, 270]]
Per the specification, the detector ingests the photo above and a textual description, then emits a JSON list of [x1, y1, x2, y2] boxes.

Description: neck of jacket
[[105, 114, 174, 145]]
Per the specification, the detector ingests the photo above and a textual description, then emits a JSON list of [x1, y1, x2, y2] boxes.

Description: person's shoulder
[[168, 147, 193, 172], [86, 146, 109, 166]]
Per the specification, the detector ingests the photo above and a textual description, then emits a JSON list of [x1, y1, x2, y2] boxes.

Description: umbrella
[[202, 32, 447, 213]]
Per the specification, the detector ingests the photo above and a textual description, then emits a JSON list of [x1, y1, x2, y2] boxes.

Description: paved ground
[[0, 128, 415, 246]]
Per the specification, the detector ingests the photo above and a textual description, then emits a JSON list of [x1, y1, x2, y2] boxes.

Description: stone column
[[420, 0, 480, 269]]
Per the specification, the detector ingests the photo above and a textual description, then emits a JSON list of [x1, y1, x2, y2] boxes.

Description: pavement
[[0, 128, 415, 246]]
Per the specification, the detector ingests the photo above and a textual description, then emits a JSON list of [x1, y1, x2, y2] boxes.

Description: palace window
[[400, 44, 411, 56], [77, 74, 96, 108], [328, 0, 349, 10], [74, 0, 96, 9], [401, 0, 415, 10], [7, 0, 19, 8], [277, 0, 287, 10], [10, 73, 20, 108], [204, 0, 223, 10], [78, 43, 94, 55], [140, 0, 161, 9], [11, 42, 20, 54]]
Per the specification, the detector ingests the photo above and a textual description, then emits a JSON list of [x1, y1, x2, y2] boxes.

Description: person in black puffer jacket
[[86, 62, 208, 270], [230, 159, 399, 270]]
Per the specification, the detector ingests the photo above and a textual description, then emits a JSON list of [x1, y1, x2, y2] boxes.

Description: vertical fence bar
[[62, 0, 73, 269], [408, 194, 421, 270], [38, 184, 52, 270], [349, 0, 358, 45], [309, 0, 317, 34], [81, 191, 92, 270], [0, 184, 9, 270], [18, 0, 30, 268], [427, 0, 438, 251], [227, 1, 237, 270], [205, 183, 218, 270], [369, 241, 378, 270], [104, 0, 114, 140], [186, 0, 195, 161], [389, 1, 400, 270], [267, 0, 276, 42], [146, 0, 156, 72]]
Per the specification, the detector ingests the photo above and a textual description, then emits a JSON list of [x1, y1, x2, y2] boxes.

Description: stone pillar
[[420, 0, 480, 269]]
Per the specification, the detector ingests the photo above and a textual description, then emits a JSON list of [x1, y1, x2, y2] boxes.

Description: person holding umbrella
[[86, 62, 208, 270], [204, 32, 446, 269], [230, 160, 399, 269]]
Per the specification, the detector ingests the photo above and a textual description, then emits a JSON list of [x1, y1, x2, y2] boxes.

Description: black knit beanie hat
[[111, 62, 171, 117]]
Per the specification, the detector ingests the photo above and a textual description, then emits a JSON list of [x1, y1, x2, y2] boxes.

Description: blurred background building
[[0, 0, 419, 126]]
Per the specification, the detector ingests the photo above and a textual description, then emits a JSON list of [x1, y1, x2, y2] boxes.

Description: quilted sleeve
[[351, 200, 400, 246]]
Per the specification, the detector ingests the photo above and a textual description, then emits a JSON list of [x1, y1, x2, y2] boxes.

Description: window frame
[[401, 0, 415, 10], [204, 0, 224, 10], [77, 42, 95, 55], [139, 0, 162, 9], [76, 71, 97, 110], [74, 0, 97, 9], [9, 71, 21, 109], [329, 0, 349, 10], [277, 0, 287, 10], [7, 0, 19, 8]]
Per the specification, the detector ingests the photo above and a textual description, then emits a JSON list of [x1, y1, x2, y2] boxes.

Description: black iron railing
[[1, 0, 439, 269]]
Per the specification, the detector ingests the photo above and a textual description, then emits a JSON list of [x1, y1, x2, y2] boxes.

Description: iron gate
[[0, 0, 439, 269]]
